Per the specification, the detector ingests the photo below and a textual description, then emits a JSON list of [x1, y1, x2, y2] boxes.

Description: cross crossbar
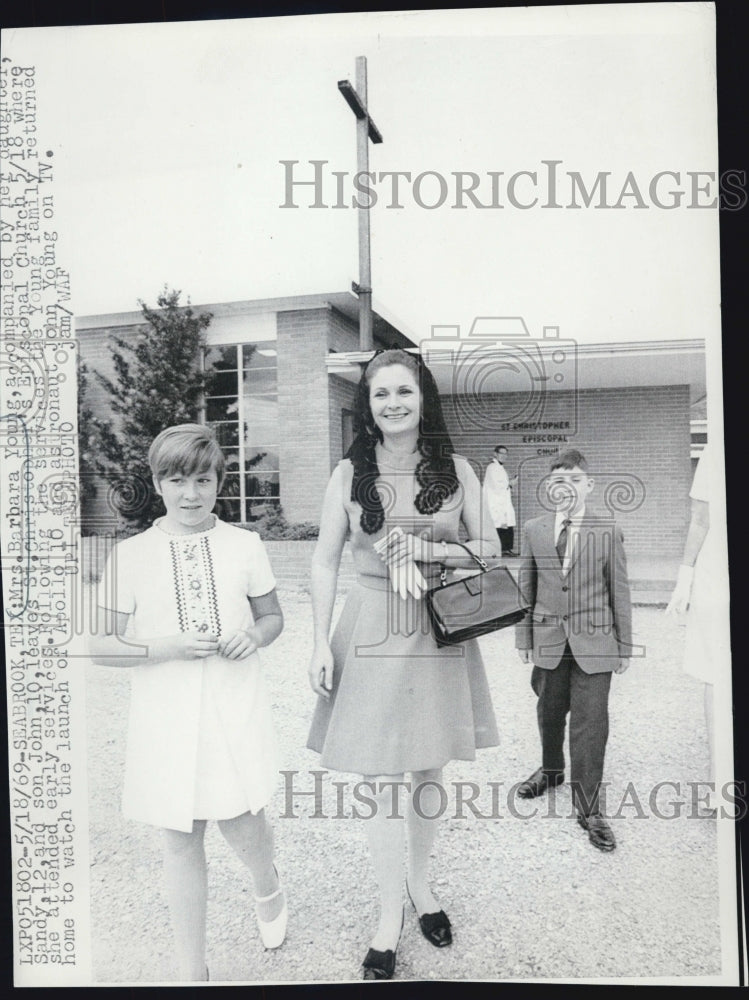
[[337, 80, 383, 143]]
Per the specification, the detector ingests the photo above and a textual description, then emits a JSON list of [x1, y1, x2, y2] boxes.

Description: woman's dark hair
[[345, 348, 459, 534]]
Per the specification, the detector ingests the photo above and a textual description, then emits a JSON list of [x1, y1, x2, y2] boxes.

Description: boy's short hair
[[550, 449, 589, 473], [494, 444, 507, 454], [148, 424, 226, 488]]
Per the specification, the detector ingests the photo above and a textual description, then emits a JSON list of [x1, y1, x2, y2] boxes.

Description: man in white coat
[[483, 445, 517, 555]]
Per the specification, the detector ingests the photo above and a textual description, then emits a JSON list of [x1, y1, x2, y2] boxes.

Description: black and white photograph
[[0, 1, 742, 987]]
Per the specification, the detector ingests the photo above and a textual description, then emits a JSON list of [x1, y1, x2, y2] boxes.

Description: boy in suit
[[515, 450, 632, 852]]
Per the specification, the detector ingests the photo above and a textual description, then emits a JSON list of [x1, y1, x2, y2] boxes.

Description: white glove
[[374, 527, 427, 600], [387, 559, 428, 600], [665, 564, 694, 616]]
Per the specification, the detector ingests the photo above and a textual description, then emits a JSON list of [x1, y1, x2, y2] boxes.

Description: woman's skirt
[[307, 575, 499, 775]]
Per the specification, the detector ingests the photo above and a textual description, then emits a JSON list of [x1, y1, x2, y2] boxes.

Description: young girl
[[91, 423, 287, 981]]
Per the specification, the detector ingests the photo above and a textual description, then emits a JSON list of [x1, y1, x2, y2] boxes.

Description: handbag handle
[[438, 541, 489, 586]]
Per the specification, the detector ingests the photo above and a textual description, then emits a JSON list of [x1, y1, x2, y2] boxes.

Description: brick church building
[[76, 293, 705, 559]]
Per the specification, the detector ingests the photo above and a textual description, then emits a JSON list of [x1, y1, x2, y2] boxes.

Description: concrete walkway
[[85, 598, 730, 985]]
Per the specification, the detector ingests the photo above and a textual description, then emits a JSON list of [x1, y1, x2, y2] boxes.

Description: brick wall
[[263, 540, 356, 592], [326, 308, 359, 470], [276, 309, 333, 523], [443, 385, 691, 558], [328, 375, 356, 466], [279, 304, 393, 520], [327, 306, 360, 354]]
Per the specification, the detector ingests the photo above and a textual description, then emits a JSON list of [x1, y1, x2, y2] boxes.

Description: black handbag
[[425, 542, 530, 647]]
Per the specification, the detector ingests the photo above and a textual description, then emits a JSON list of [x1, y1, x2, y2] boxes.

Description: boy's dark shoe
[[577, 813, 616, 852], [517, 767, 565, 799]]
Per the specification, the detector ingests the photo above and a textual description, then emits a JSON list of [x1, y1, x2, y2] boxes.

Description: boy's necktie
[[556, 519, 571, 565]]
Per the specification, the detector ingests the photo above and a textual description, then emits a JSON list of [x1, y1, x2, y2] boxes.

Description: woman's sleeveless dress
[[307, 449, 500, 775]]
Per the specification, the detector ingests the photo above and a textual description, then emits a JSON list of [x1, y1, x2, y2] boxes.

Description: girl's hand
[[168, 631, 220, 660], [219, 628, 259, 660], [308, 643, 334, 699]]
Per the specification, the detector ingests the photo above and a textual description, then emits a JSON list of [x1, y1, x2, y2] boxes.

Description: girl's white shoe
[[254, 869, 287, 949]]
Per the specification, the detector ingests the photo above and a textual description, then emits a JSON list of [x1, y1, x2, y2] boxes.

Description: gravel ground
[[85, 592, 724, 984]]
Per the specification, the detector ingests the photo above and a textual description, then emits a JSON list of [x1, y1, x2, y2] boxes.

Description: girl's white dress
[[98, 516, 280, 832]]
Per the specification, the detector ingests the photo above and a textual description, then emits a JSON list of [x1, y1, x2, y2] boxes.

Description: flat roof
[[325, 336, 706, 397], [75, 291, 417, 347], [75, 298, 704, 396]]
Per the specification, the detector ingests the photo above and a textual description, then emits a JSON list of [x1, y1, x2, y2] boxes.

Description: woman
[[307, 349, 500, 980], [666, 444, 730, 816]]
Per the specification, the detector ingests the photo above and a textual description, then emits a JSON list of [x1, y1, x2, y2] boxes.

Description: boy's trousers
[[530, 642, 612, 816]]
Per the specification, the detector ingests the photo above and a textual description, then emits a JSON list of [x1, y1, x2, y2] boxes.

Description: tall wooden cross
[[338, 56, 383, 351]]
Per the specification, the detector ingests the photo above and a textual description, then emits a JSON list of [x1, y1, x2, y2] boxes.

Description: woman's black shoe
[[361, 946, 397, 980], [407, 885, 452, 948], [361, 910, 404, 980]]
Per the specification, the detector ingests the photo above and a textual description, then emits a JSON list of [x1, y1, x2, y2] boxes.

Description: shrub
[[245, 505, 319, 541]]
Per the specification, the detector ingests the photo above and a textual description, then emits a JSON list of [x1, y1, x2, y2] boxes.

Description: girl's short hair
[[148, 424, 226, 488]]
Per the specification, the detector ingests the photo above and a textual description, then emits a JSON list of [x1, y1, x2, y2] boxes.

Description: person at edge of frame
[[666, 443, 730, 818], [515, 448, 632, 852]]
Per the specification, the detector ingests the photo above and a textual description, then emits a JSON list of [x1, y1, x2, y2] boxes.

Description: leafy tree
[[77, 359, 99, 517], [86, 287, 212, 532]]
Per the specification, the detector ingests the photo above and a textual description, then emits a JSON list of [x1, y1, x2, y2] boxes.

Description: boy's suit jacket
[[515, 510, 632, 674]]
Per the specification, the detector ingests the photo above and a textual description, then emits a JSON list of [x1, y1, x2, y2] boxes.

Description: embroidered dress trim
[[170, 535, 221, 635]]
